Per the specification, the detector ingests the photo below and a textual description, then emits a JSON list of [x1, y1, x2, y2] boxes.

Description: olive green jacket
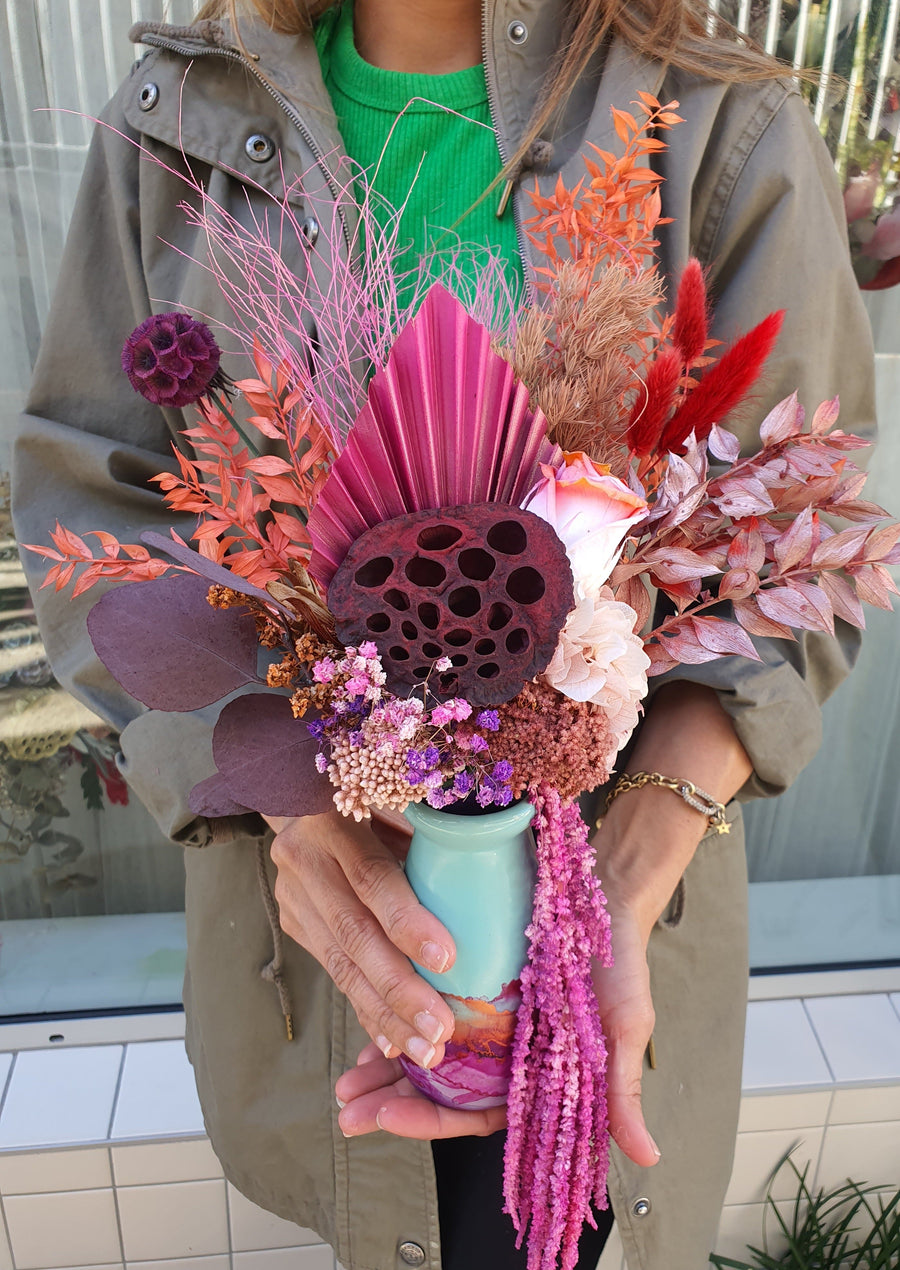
[[12, 4, 874, 1268]]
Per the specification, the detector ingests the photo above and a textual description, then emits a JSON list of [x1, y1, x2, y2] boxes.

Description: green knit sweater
[[314, 3, 524, 303]]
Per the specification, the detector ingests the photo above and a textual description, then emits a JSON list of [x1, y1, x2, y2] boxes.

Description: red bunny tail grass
[[660, 309, 785, 451], [627, 346, 683, 456], [672, 258, 709, 365], [504, 786, 613, 1270]]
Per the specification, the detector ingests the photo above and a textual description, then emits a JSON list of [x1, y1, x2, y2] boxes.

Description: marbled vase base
[[400, 979, 521, 1110]]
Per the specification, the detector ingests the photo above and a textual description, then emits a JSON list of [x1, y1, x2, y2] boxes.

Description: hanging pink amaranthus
[[504, 785, 613, 1270]]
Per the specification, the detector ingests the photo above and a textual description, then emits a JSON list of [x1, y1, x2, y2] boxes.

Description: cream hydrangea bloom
[[542, 588, 650, 753]]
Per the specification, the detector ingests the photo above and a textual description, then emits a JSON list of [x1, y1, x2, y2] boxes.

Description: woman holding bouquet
[[12, 0, 875, 1267]]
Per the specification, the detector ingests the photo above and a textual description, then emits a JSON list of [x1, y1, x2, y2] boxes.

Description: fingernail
[[414, 1011, 444, 1044], [648, 1134, 661, 1159], [375, 1106, 388, 1131], [421, 941, 450, 973], [376, 1034, 393, 1058], [407, 1036, 436, 1068], [336, 1096, 346, 1110]]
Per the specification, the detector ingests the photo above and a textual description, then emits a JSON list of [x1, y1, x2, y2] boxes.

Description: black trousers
[[433, 1131, 614, 1270]]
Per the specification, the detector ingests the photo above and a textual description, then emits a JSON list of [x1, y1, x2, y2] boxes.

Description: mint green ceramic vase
[[399, 797, 536, 1109]]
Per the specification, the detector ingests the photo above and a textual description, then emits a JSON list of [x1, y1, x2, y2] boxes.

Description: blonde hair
[[198, 0, 788, 175]]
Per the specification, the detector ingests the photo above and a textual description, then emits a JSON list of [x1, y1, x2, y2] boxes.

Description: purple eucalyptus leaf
[[212, 693, 335, 817], [188, 773, 254, 818], [87, 573, 262, 711], [140, 531, 292, 615]]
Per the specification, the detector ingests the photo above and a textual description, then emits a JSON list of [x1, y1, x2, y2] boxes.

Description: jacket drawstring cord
[[254, 837, 295, 1041]]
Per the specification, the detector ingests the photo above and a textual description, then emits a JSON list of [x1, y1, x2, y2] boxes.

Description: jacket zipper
[[137, 33, 353, 259], [480, 9, 535, 304]]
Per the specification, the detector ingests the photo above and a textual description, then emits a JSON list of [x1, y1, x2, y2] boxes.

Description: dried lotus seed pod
[[327, 503, 574, 706]]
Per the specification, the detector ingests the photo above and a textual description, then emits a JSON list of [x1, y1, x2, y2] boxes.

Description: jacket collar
[[127, 3, 667, 273], [130, 2, 666, 174]]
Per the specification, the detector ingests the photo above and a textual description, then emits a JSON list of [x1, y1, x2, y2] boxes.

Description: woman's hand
[[334, 1043, 507, 1139], [323, 683, 753, 1150], [590, 898, 660, 1167], [589, 681, 754, 1168], [265, 808, 458, 1071]]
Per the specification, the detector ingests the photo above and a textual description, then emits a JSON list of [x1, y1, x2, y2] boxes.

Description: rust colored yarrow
[[490, 680, 617, 800], [122, 313, 228, 408], [266, 654, 301, 689]]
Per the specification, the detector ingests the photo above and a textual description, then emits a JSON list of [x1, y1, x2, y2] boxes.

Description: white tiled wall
[[0, 992, 897, 1270]]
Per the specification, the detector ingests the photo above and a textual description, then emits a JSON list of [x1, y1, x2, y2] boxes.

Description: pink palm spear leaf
[[307, 284, 561, 589]]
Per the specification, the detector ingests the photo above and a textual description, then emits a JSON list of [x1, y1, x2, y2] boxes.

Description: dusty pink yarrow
[[504, 785, 612, 1270]]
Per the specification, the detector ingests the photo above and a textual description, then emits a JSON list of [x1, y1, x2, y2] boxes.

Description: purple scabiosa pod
[[121, 312, 228, 408]]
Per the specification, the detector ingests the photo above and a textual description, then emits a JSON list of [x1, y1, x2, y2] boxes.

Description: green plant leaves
[[709, 1154, 900, 1269]]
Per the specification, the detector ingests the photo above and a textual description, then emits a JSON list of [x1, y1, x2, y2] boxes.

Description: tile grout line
[[108, 1142, 128, 1269], [890, 994, 900, 1026], [106, 1044, 129, 1142], [224, 1175, 235, 1270], [809, 1087, 833, 1195], [800, 998, 837, 1085], [0, 1191, 15, 1270], [0, 1054, 16, 1125]]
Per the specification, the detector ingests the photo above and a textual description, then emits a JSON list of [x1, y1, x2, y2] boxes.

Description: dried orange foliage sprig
[[32, 338, 334, 597], [153, 341, 331, 586]]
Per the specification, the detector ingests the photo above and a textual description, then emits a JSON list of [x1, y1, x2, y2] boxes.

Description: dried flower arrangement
[[26, 97, 900, 1270]]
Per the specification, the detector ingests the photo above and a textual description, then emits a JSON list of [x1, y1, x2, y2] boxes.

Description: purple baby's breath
[[469, 734, 488, 754], [453, 771, 475, 796], [423, 745, 440, 770], [477, 709, 500, 732], [306, 719, 325, 740], [492, 760, 513, 782]]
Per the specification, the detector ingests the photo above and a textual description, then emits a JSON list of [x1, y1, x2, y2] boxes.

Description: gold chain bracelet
[[603, 770, 730, 835]]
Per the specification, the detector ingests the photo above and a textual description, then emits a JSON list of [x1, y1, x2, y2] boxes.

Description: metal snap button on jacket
[[138, 82, 159, 111], [300, 215, 320, 246], [245, 133, 276, 163], [398, 1241, 426, 1266], [507, 19, 528, 43], [632, 1197, 652, 1217]]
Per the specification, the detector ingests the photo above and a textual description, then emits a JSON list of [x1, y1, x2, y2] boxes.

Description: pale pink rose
[[543, 591, 650, 753], [524, 452, 647, 599]]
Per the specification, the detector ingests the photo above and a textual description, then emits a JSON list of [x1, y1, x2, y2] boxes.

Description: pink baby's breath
[[312, 657, 336, 683]]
